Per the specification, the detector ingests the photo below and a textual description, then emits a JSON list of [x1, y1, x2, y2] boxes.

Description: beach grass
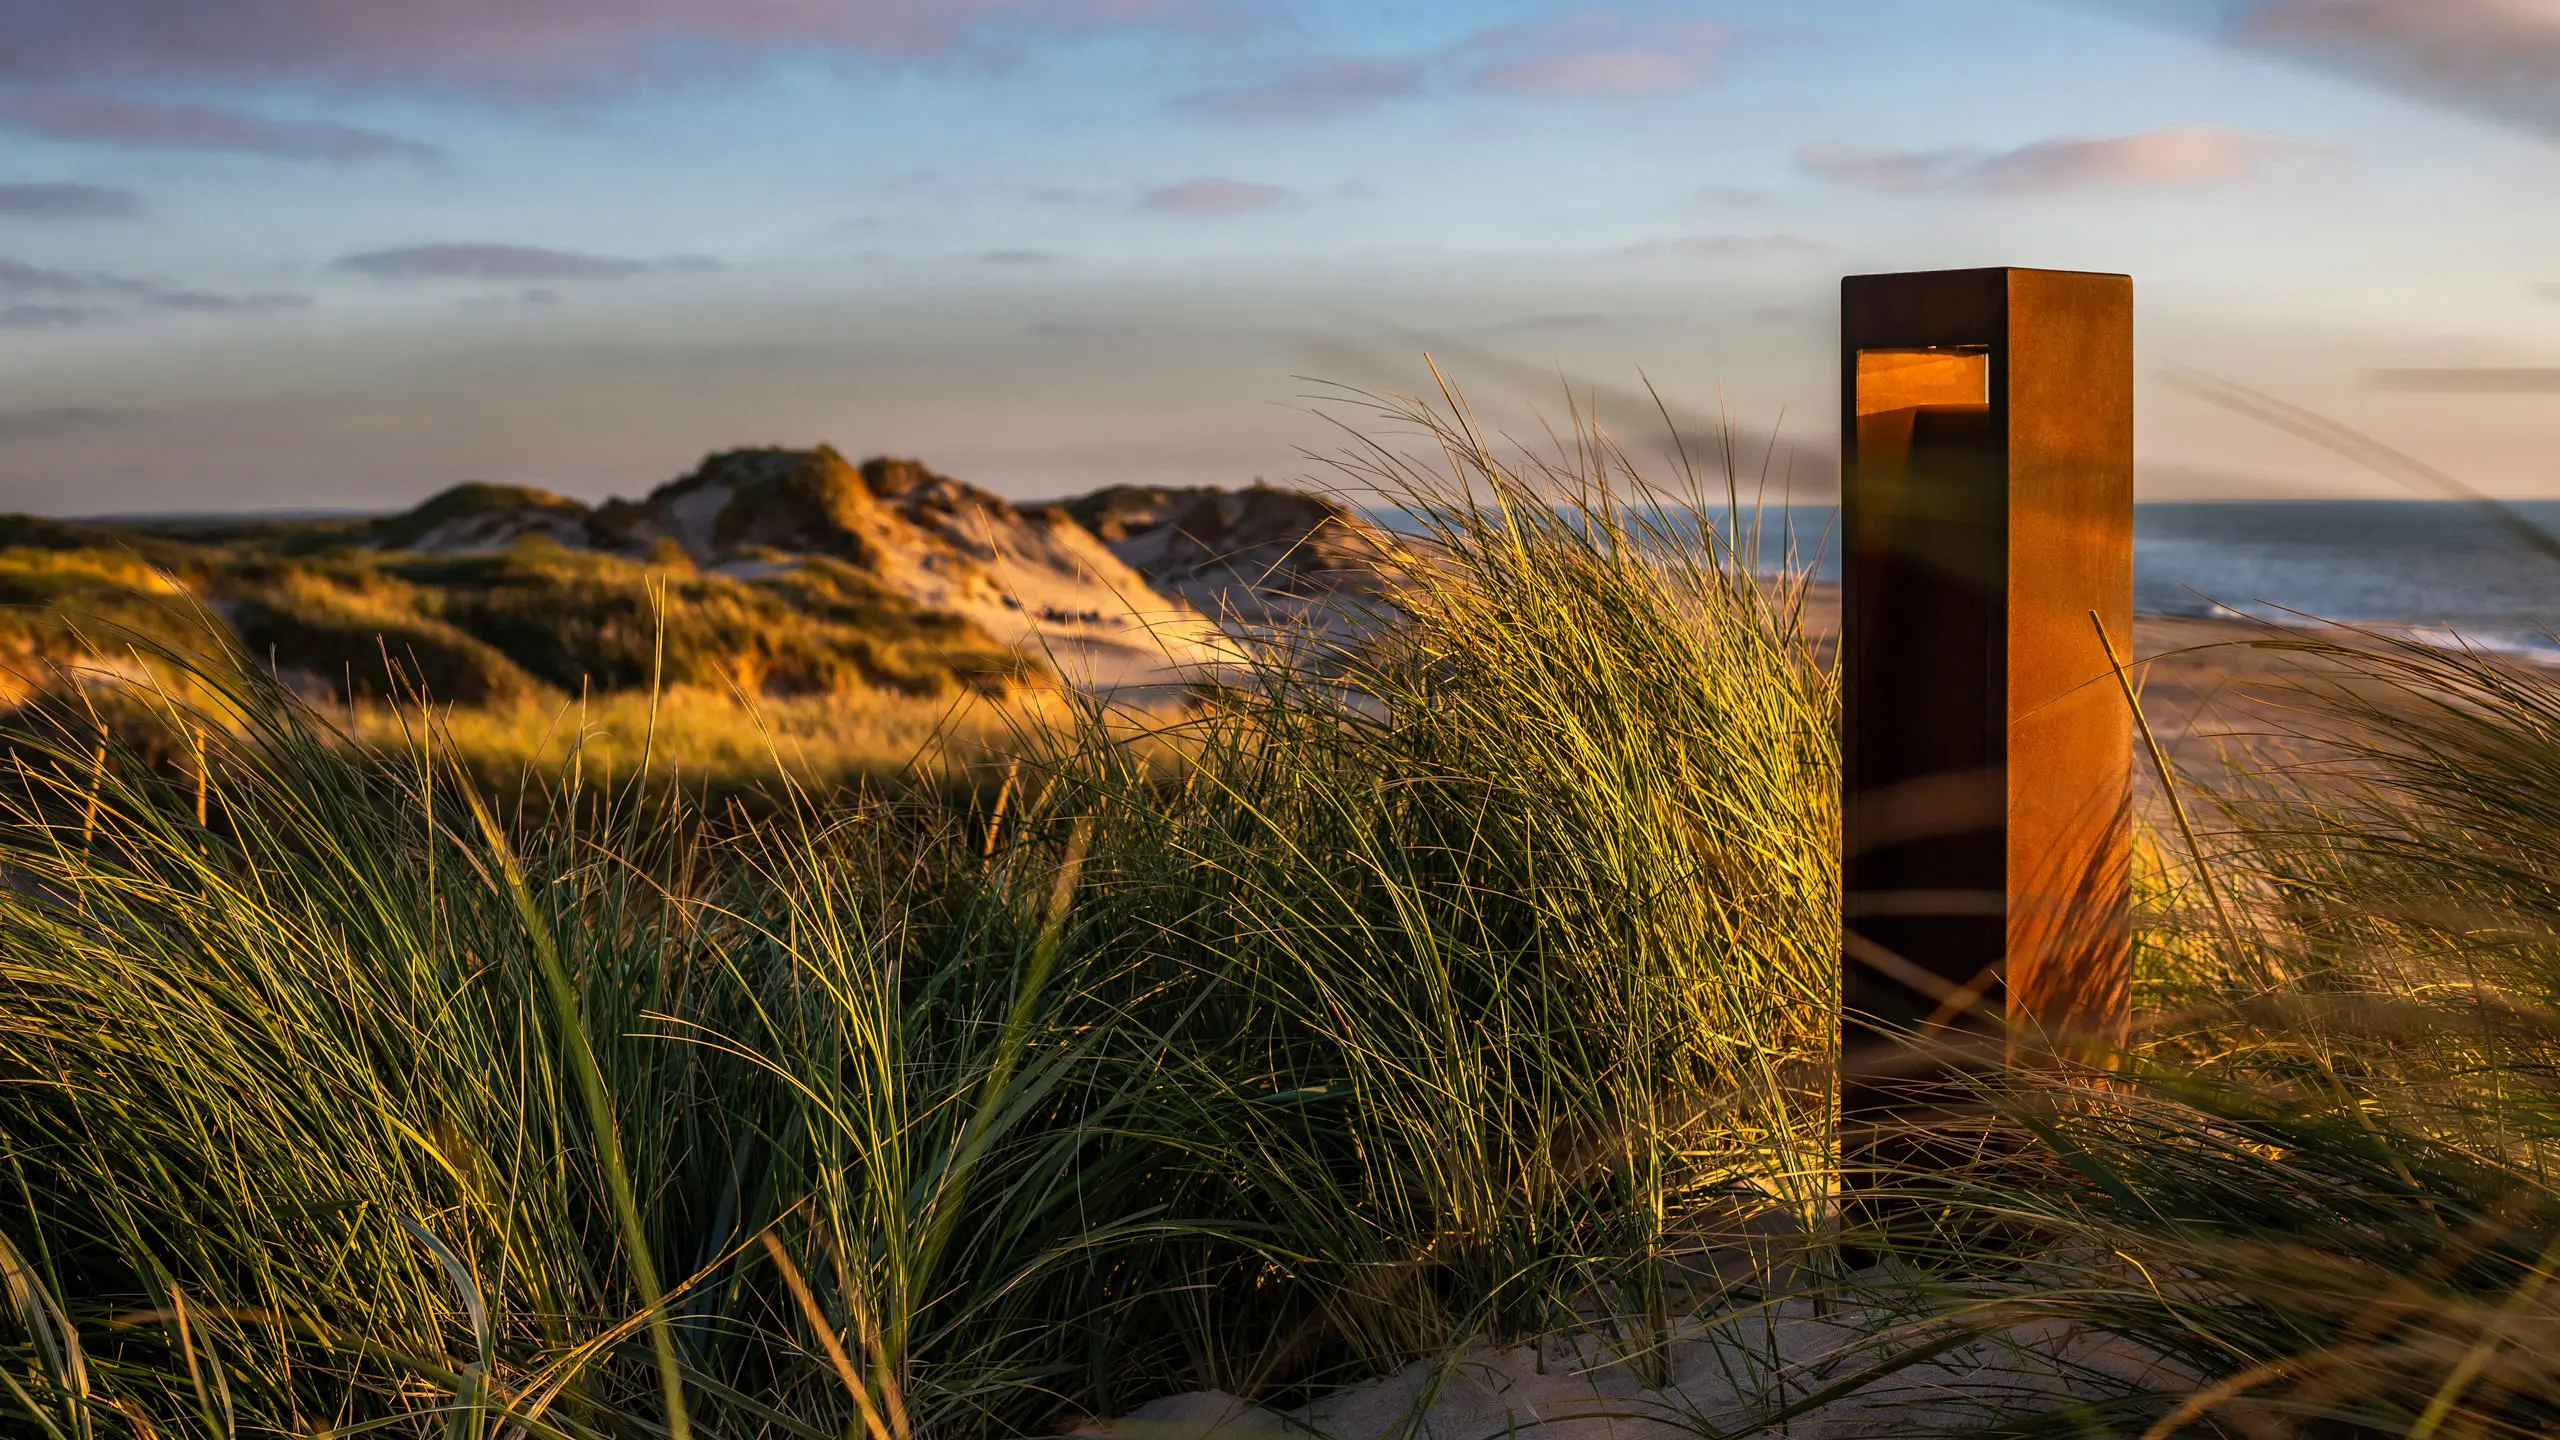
[[0, 382, 1838, 1438], [9, 382, 2560, 1437]]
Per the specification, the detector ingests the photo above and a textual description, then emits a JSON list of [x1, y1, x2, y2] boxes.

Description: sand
[[1071, 1291, 2178, 1438]]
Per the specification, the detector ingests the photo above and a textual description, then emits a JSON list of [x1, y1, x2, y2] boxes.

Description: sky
[[0, 0, 2554, 515]]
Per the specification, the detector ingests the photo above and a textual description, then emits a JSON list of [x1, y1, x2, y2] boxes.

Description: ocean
[[2132, 502, 2560, 659], [1730, 500, 2560, 661]]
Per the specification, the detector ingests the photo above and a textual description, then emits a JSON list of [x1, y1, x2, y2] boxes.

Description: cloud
[[1801, 126, 2319, 193], [0, 256, 146, 295], [2, 91, 440, 161], [2230, 0, 2560, 132], [141, 289, 311, 313], [0, 405, 124, 438], [1695, 183, 1769, 206], [1141, 177, 1286, 215], [1968, 126, 2315, 190], [0, 255, 311, 318], [1173, 57, 1425, 120], [334, 242, 715, 280], [458, 288, 566, 309], [0, 182, 143, 219], [976, 248, 1058, 264], [2370, 367, 2560, 393], [0, 303, 103, 329], [1795, 146, 1975, 193], [1488, 312, 1613, 333], [1172, 13, 1731, 125], [1621, 232, 1827, 260], [1456, 14, 1731, 95], [1028, 318, 1143, 341], [1473, 48, 1699, 94], [0, 0, 1213, 91]]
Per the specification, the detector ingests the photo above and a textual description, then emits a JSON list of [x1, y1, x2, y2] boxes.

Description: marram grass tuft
[[0, 382, 1840, 1438]]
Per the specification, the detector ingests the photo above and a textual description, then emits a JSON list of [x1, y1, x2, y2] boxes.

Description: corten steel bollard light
[[1839, 267, 2134, 1214]]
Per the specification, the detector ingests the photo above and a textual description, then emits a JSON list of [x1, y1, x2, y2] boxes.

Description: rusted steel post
[[1839, 268, 2134, 1202]]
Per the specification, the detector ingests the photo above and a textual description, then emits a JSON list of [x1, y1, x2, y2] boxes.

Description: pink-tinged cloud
[[1472, 47, 1693, 95], [1969, 126, 2309, 189], [1794, 146, 1974, 193], [2235, 0, 2560, 129], [1802, 126, 2321, 193], [335, 243, 716, 280], [1459, 14, 1730, 95], [1170, 14, 1729, 125], [1174, 57, 1424, 120], [3, 91, 439, 161], [1141, 177, 1286, 215], [0, 0, 1212, 89], [0, 182, 143, 219]]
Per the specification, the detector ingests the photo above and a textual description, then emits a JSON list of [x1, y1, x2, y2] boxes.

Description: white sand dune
[[378, 452, 1400, 700]]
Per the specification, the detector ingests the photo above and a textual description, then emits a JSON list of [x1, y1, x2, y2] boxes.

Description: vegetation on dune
[[0, 389, 1837, 1438], [0, 492, 1041, 789], [11, 389, 2560, 1438], [0, 547, 229, 698], [228, 559, 544, 705], [366, 481, 592, 552], [384, 541, 1029, 698], [362, 683, 1074, 805], [0, 516, 219, 573]]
